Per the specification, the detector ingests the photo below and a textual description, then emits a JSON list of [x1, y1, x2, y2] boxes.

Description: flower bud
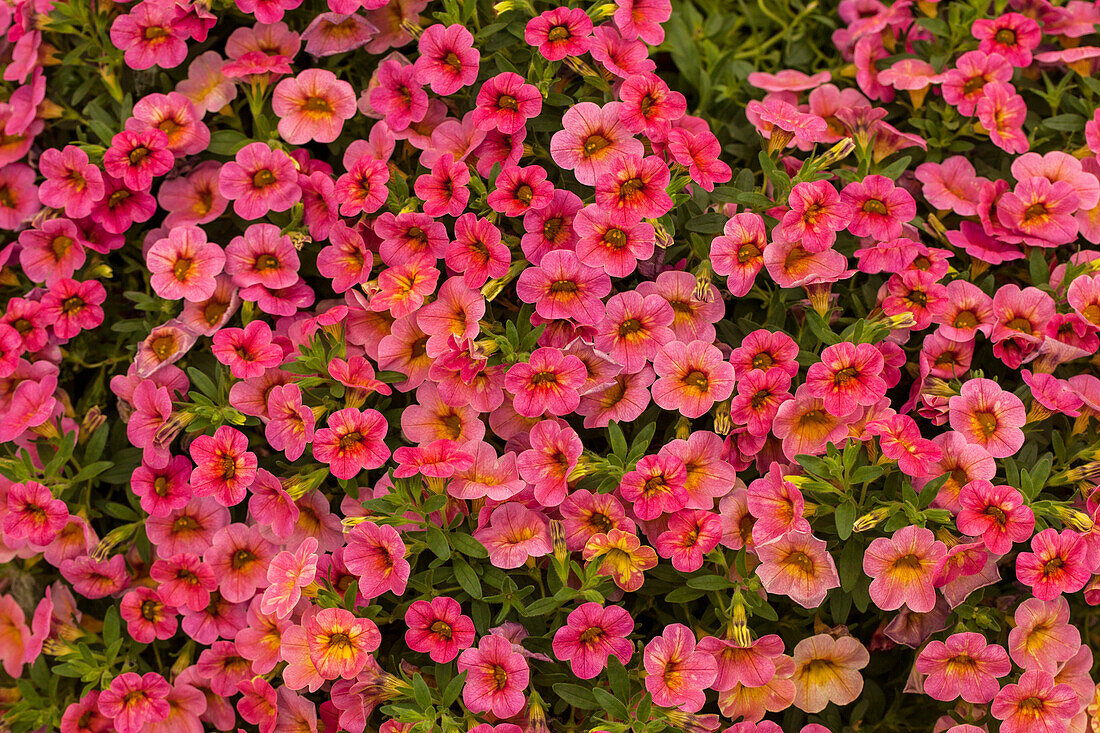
[[853, 507, 890, 532]]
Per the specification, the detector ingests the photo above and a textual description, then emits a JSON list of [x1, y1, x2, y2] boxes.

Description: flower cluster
[[1, 0, 1100, 731]]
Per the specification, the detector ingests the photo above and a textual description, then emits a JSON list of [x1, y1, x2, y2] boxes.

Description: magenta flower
[[344, 521, 410, 599], [457, 634, 530, 718], [524, 7, 592, 61], [405, 597, 475, 663], [643, 624, 717, 712], [414, 153, 470, 217], [472, 72, 543, 134], [972, 12, 1041, 67], [189, 425, 257, 507], [1016, 529, 1091, 601], [3, 481, 68, 546], [956, 480, 1035, 554], [552, 603, 634, 679], [504, 347, 587, 418], [840, 174, 916, 241], [97, 672, 171, 733], [414, 24, 480, 95]]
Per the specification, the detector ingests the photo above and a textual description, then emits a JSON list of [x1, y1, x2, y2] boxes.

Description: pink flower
[[652, 340, 736, 419], [38, 146, 105, 218], [109, 3, 188, 70], [998, 176, 1080, 247], [948, 378, 1026, 458], [916, 632, 1010, 703], [1016, 529, 1091, 601], [552, 603, 633, 679], [273, 69, 356, 144], [1008, 597, 1081, 672], [956, 480, 1035, 554], [306, 607, 380, 679], [594, 154, 673, 224], [368, 59, 428, 131], [120, 587, 177, 643], [504, 347, 587, 418], [97, 672, 171, 733], [212, 320, 284, 379], [840, 174, 916, 241], [473, 502, 553, 569], [619, 453, 688, 520], [189, 426, 257, 507], [619, 72, 686, 140], [805, 341, 886, 416], [666, 127, 732, 191], [863, 525, 947, 613], [147, 226, 225, 301], [550, 101, 644, 186], [204, 523, 276, 602], [471, 73, 542, 134], [755, 531, 840, 608], [525, 7, 592, 60], [414, 24, 480, 95], [313, 408, 390, 480], [344, 521, 410, 599], [103, 128, 173, 191], [457, 635, 530, 718], [643, 624, 717, 712], [261, 537, 318, 619], [972, 12, 1041, 67], [3, 481, 67, 546], [655, 509, 722, 571], [218, 142, 302, 220], [414, 153, 470, 217], [991, 670, 1078, 733], [614, 0, 671, 45], [405, 597, 475, 663], [779, 180, 852, 253]]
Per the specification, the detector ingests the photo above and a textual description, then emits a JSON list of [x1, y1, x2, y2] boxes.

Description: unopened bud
[[1057, 506, 1095, 533], [550, 520, 568, 565], [815, 138, 856, 168], [853, 507, 891, 532], [675, 417, 692, 441], [728, 596, 751, 647], [713, 401, 732, 436], [91, 522, 140, 561], [79, 406, 107, 441], [693, 263, 714, 302]]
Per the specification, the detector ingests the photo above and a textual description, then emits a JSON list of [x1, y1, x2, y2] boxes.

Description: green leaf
[[207, 130, 253, 156], [665, 586, 707, 603], [411, 674, 432, 711], [1028, 248, 1049, 287], [686, 213, 728, 234], [103, 606, 120, 646], [442, 670, 466, 707], [452, 557, 482, 599], [608, 422, 628, 457], [835, 503, 856, 540], [686, 574, 735, 590], [424, 526, 451, 560], [592, 688, 629, 719], [450, 532, 489, 559], [343, 579, 359, 611], [187, 367, 219, 399], [552, 683, 600, 709]]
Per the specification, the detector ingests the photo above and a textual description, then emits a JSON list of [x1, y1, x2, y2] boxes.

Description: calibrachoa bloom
[[457, 634, 530, 718], [12, 0, 1100, 729]]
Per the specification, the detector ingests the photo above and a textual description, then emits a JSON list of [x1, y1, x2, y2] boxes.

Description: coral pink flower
[[790, 635, 868, 713], [147, 226, 225, 301], [473, 502, 552, 569], [525, 7, 592, 60], [863, 525, 947, 613], [552, 603, 633, 680], [956, 480, 1035, 554], [312, 408, 390, 480], [747, 463, 811, 545], [3, 481, 67, 546], [109, 3, 188, 70], [103, 129, 173, 191], [573, 204, 655, 278], [265, 383, 316, 462], [755, 531, 840, 608], [841, 174, 916, 241], [405, 597, 475, 663], [972, 12, 1041, 67], [204, 523, 276, 602], [218, 142, 302, 220], [119, 587, 177, 644], [1008, 597, 1081, 672], [504, 347, 587, 418], [368, 59, 428, 131], [643, 624, 717, 712], [915, 632, 1010, 704], [991, 670, 1078, 733], [583, 528, 657, 592], [44, 279, 108, 340], [334, 155, 389, 216], [98, 672, 171, 733], [344, 521, 410, 599], [998, 176, 1080, 247], [414, 153, 470, 217], [595, 291, 673, 372], [306, 607, 380, 679], [211, 320, 283, 379], [38, 146, 105, 218], [948, 378, 1026, 458], [771, 386, 855, 460], [914, 156, 985, 216], [273, 69, 356, 144], [655, 509, 723, 572], [457, 634, 530, 718], [550, 101, 644, 186], [131, 456, 192, 518], [189, 426, 257, 507], [472, 72, 542, 134], [150, 553, 216, 612], [711, 212, 768, 296], [747, 98, 828, 150], [977, 82, 1029, 154], [652, 340, 736, 419], [227, 223, 300, 290], [487, 164, 554, 217], [805, 341, 886, 416], [941, 50, 1013, 115], [1016, 529, 1091, 601], [614, 0, 671, 45], [619, 453, 689, 520], [260, 537, 318, 619], [666, 127, 732, 191], [516, 420, 582, 506], [594, 154, 673, 224], [779, 180, 852, 253], [619, 72, 686, 140], [414, 24, 479, 95]]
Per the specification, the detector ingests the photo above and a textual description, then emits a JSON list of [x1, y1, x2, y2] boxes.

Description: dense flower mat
[[1, 0, 1100, 731]]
